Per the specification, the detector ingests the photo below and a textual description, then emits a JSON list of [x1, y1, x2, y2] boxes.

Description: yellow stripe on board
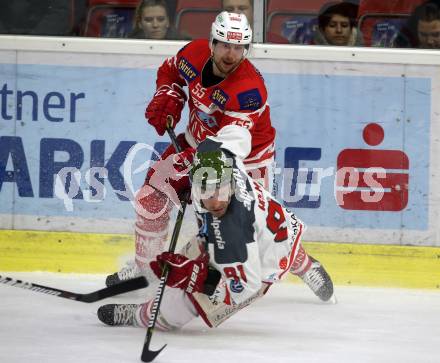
[[0, 230, 439, 289], [0, 230, 132, 273], [289, 242, 440, 290]]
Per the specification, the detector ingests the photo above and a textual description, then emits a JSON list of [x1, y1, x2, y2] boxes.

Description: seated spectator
[[394, 1, 440, 49], [222, 0, 253, 24], [0, 0, 72, 35], [313, 1, 363, 46], [128, 0, 189, 40], [222, 0, 288, 43]]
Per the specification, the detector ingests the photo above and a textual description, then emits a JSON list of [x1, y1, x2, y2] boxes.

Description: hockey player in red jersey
[[105, 11, 276, 286], [98, 133, 335, 329], [105, 12, 323, 297]]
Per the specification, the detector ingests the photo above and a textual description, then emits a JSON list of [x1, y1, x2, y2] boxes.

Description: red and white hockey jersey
[[190, 138, 305, 327], [155, 39, 275, 169], [199, 167, 304, 307]]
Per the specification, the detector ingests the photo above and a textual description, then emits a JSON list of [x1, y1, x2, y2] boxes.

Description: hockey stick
[[0, 275, 148, 303], [141, 124, 190, 362]]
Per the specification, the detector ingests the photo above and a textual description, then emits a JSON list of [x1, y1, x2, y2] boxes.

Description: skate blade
[[326, 294, 338, 305]]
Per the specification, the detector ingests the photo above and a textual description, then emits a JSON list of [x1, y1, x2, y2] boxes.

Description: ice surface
[[1, 272, 439, 363]]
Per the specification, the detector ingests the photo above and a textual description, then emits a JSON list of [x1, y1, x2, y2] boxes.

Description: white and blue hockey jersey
[[192, 131, 306, 315]]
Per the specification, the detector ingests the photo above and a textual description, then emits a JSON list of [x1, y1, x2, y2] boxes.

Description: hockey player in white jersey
[[97, 126, 334, 330]]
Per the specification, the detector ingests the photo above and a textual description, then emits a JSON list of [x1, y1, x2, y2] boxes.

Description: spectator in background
[[394, 1, 440, 49], [222, 0, 254, 25], [0, 0, 72, 35], [313, 1, 363, 46], [129, 0, 189, 40], [222, 0, 288, 43]]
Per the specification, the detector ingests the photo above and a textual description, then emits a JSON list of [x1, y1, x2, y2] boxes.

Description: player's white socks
[[287, 245, 335, 302], [135, 300, 174, 330], [289, 244, 312, 276], [136, 288, 198, 330], [134, 188, 172, 271], [106, 189, 172, 287]]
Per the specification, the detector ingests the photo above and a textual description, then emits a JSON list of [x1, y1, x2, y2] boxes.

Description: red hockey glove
[[145, 83, 187, 136], [150, 251, 209, 294]]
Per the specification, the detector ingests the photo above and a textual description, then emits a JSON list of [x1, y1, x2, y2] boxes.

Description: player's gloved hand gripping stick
[[140, 117, 191, 362]]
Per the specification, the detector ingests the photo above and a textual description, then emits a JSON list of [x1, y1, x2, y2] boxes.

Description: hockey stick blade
[[141, 337, 167, 362], [0, 275, 148, 303]]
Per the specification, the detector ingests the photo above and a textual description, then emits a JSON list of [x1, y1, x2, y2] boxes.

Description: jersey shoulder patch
[[177, 40, 209, 82], [237, 88, 263, 111], [178, 57, 199, 82]]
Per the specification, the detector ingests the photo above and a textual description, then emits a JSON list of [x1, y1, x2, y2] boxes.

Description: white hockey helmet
[[210, 11, 252, 46]]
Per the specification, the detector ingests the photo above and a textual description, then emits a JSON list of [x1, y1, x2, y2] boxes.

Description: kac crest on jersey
[[237, 88, 262, 110], [197, 110, 218, 128]]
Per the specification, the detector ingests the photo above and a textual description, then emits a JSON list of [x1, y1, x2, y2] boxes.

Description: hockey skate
[[105, 261, 142, 287], [98, 301, 178, 331], [300, 256, 335, 303], [97, 303, 139, 326]]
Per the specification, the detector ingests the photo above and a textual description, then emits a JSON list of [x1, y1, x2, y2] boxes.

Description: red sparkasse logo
[[227, 31, 243, 41]]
